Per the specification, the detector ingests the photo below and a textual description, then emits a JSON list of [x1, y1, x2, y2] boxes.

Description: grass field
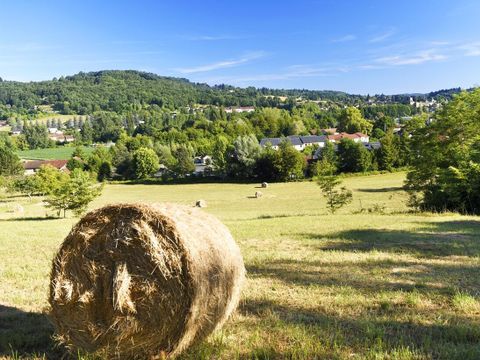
[[18, 114, 87, 125], [0, 172, 479, 359], [17, 146, 95, 160]]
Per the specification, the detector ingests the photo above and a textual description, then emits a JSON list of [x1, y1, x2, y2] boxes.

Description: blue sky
[[1, 0, 480, 94]]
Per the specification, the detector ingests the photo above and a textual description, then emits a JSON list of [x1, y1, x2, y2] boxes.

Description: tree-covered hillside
[[0, 70, 464, 118]]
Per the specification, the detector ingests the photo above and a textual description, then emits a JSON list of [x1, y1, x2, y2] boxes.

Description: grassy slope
[[0, 172, 479, 359], [17, 146, 95, 160]]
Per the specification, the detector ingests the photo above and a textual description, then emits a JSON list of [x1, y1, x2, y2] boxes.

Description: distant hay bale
[[255, 191, 263, 198], [11, 204, 24, 214], [261, 182, 268, 188], [195, 199, 207, 208], [49, 203, 245, 359]]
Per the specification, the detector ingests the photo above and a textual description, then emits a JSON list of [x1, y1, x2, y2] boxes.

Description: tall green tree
[[173, 146, 195, 177], [405, 89, 480, 214], [23, 124, 50, 149], [377, 131, 398, 171], [0, 145, 23, 176], [132, 147, 159, 179], [337, 138, 372, 173], [254, 145, 279, 181], [274, 140, 306, 181], [228, 134, 261, 178], [212, 135, 229, 174], [337, 107, 373, 134]]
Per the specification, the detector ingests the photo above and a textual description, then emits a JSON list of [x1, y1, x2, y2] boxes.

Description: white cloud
[[175, 51, 266, 74], [197, 64, 340, 85], [369, 29, 396, 43], [459, 42, 480, 56], [375, 50, 447, 66]]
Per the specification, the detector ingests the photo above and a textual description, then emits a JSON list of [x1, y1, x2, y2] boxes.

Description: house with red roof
[[23, 160, 69, 175], [327, 132, 369, 143]]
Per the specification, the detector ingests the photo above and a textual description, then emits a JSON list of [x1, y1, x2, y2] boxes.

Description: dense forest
[[0, 70, 465, 118]]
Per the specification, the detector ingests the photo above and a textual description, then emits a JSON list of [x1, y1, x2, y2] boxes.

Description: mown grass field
[[0, 172, 479, 359], [17, 146, 95, 160], [18, 114, 87, 125]]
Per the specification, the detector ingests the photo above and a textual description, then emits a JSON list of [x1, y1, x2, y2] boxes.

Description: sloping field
[[17, 146, 94, 160], [0, 172, 479, 359]]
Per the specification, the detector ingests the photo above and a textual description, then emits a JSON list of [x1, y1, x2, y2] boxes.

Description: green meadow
[[17, 146, 95, 160], [1, 172, 479, 359]]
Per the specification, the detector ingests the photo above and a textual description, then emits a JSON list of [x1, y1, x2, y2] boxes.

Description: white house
[[193, 155, 214, 175], [225, 106, 255, 114], [260, 135, 328, 151]]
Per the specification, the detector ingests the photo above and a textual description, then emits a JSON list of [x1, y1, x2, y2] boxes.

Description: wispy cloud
[[197, 63, 343, 85], [459, 41, 480, 56], [375, 50, 447, 66], [369, 29, 396, 43], [175, 51, 266, 74], [331, 34, 356, 43]]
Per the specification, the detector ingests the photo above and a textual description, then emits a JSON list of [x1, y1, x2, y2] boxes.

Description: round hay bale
[[11, 204, 24, 214], [261, 182, 268, 188], [49, 203, 245, 358], [195, 199, 207, 208], [255, 191, 263, 198]]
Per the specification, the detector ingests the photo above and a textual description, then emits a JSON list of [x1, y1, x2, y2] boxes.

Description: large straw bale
[[49, 203, 245, 359]]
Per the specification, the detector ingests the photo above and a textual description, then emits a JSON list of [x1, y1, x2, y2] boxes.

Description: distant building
[[193, 155, 214, 175], [327, 132, 369, 143], [225, 106, 255, 114], [49, 133, 75, 143], [299, 135, 328, 148], [23, 160, 69, 175], [260, 135, 328, 151], [259, 137, 283, 150]]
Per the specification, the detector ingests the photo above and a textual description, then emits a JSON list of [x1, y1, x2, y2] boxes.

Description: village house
[[260, 135, 328, 151], [23, 160, 69, 176], [225, 106, 255, 114], [49, 133, 75, 143], [327, 132, 369, 143], [193, 155, 214, 175]]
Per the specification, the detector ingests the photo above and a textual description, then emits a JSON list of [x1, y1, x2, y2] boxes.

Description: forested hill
[[0, 70, 464, 116]]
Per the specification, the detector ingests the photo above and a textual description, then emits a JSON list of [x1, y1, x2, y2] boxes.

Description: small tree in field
[[45, 169, 103, 217], [316, 159, 352, 214]]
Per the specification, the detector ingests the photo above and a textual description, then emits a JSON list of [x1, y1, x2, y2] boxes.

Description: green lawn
[[1, 172, 479, 359], [17, 146, 95, 160]]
